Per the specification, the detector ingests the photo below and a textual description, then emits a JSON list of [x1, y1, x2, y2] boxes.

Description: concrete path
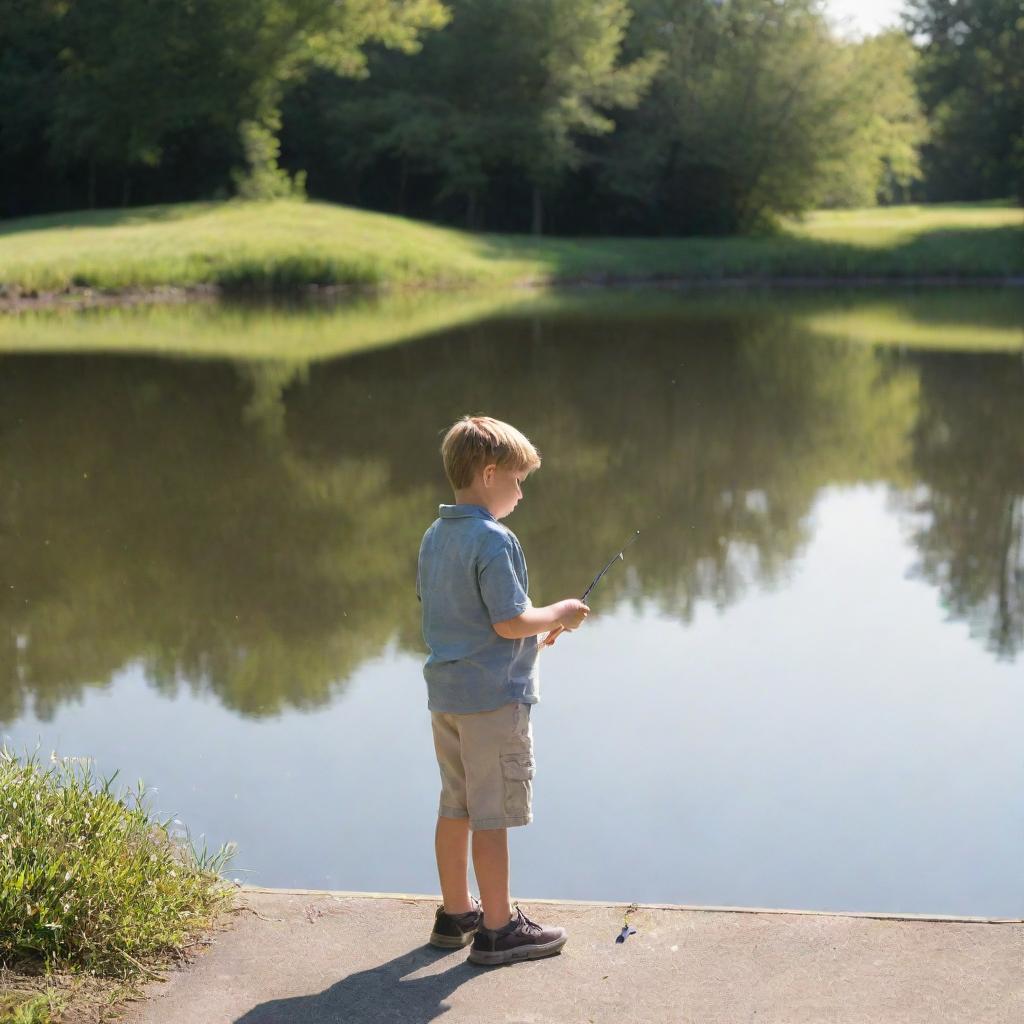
[[121, 889, 1023, 1024]]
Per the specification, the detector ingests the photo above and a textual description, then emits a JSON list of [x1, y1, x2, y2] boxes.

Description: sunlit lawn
[[0, 198, 1021, 295]]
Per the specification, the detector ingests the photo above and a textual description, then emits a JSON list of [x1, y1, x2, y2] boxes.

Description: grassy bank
[[0, 200, 1021, 298], [0, 749, 233, 1022]]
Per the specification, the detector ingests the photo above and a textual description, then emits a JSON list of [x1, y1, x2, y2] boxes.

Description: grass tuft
[[0, 748, 233, 981], [214, 252, 384, 292], [0, 991, 53, 1023]]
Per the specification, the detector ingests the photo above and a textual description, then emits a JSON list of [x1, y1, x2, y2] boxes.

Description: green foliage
[[813, 33, 928, 207], [286, 0, 930, 231], [519, 0, 663, 188], [0, 749, 233, 977], [3, 0, 1015, 227], [600, 1, 927, 233], [905, 0, 1024, 202], [0, 992, 52, 1024], [0, 0, 447, 211], [311, 0, 661, 230], [47, 1, 215, 174], [233, 118, 308, 201], [0, 2, 62, 161]]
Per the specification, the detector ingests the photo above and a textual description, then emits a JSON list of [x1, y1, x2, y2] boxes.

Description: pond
[[1, 288, 1022, 918]]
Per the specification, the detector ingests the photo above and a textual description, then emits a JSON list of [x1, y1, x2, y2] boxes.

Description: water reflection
[[900, 352, 1024, 659], [0, 298, 1021, 725]]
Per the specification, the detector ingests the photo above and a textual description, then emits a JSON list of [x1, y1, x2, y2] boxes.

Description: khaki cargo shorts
[[431, 701, 535, 831]]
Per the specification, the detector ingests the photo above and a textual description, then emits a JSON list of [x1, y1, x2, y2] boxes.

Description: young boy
[[416, 415, 589, 965]]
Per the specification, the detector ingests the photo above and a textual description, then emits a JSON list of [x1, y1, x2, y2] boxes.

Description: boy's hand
[[540, 599, 590, 647], [557, 599, 590, 631]]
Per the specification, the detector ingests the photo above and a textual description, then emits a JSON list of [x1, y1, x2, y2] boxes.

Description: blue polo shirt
[[417, 504, 539, 713]]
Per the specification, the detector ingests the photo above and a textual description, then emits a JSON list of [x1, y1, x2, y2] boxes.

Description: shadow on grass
[[472, 223, 1024, 281], [0, 202, 219, 236], [232, 945, 480, 1024]]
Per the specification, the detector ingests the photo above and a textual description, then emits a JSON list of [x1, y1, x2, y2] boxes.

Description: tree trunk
[[398, 158, 408, 215], [531, 185, 543, 236]]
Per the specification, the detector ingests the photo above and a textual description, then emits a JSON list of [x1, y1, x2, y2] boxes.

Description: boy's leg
[[470, 823, 567, 964], [472, 827, 513, 930], [435, 816, 473, 915], [432, 711, 475, 916]]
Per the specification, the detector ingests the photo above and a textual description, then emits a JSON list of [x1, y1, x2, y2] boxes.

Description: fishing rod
[[581, 529, 640, 602], [541, 530, 640, 647]]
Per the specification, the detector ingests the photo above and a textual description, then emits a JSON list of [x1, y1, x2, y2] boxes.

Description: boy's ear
[[482, 463, 497, 487]]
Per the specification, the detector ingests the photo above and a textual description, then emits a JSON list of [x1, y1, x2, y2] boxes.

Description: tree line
[[0, 0, 1020, 233]]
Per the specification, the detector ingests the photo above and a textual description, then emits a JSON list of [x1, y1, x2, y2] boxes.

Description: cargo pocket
[[500, 753, 535, 818]]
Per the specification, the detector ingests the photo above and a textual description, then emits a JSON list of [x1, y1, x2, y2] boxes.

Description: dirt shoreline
[[3, 272, 1024, 314]]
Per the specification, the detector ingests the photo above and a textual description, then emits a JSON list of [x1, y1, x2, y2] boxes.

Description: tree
[[225, 0, 451, 197], [5, 0, 448, 209], [813, 32, 927, 207], [0, 1, 65, 214], [306, 0, 661, 231], [904, 0, 1024, 202], [601, 0, 927, 234], [516, 0, 664, 232], [47, 1, 241, 207]]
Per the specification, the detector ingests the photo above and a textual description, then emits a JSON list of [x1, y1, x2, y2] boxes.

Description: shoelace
[[514, 906, 542, 936]]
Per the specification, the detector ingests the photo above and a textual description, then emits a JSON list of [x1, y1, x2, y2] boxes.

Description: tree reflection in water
[[898, 352, 1024, 660], [0, 303, 1019, 724]]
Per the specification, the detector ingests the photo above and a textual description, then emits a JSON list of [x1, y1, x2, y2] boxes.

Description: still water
[[2, 290, 1022, 917]]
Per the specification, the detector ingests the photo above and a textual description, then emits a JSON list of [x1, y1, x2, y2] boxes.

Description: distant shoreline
[[3, 272, 1024, 316], [1, 198, 1021, 314]]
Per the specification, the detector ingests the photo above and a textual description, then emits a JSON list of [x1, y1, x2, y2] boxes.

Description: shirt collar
[[439, 503, 495, 521]]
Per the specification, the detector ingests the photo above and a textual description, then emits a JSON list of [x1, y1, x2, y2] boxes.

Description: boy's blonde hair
[[441, 415, 541, 490]]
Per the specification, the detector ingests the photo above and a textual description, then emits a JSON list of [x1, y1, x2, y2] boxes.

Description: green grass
[[0, 199, 1021, 296], [0, 991, 54, 1024], [0, 749, 232, 982]]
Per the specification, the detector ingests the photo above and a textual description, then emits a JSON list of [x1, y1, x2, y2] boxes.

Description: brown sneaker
[[429, 898, 482, 948], [468, 905, 568, 965]]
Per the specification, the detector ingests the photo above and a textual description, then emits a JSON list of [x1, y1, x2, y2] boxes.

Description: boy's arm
[[478, 538, 588, 642], [493, 600, 589, 640]]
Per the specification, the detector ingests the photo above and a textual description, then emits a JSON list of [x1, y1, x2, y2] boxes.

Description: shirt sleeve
[[478, 542, 530, 624]]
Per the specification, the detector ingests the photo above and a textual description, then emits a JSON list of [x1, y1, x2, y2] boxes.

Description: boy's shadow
[[233, 944, 481, 1024]]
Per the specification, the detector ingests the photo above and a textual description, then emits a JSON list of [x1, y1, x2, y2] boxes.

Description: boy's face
[[481, 464, 526, 519]]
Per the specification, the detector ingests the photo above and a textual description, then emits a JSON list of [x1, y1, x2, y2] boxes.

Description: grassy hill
[[0, 199, 1021, 297]]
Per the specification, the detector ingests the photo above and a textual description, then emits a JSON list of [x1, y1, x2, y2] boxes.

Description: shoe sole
[[468, 934, 568, 965], [429, 929, 477, 949]]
